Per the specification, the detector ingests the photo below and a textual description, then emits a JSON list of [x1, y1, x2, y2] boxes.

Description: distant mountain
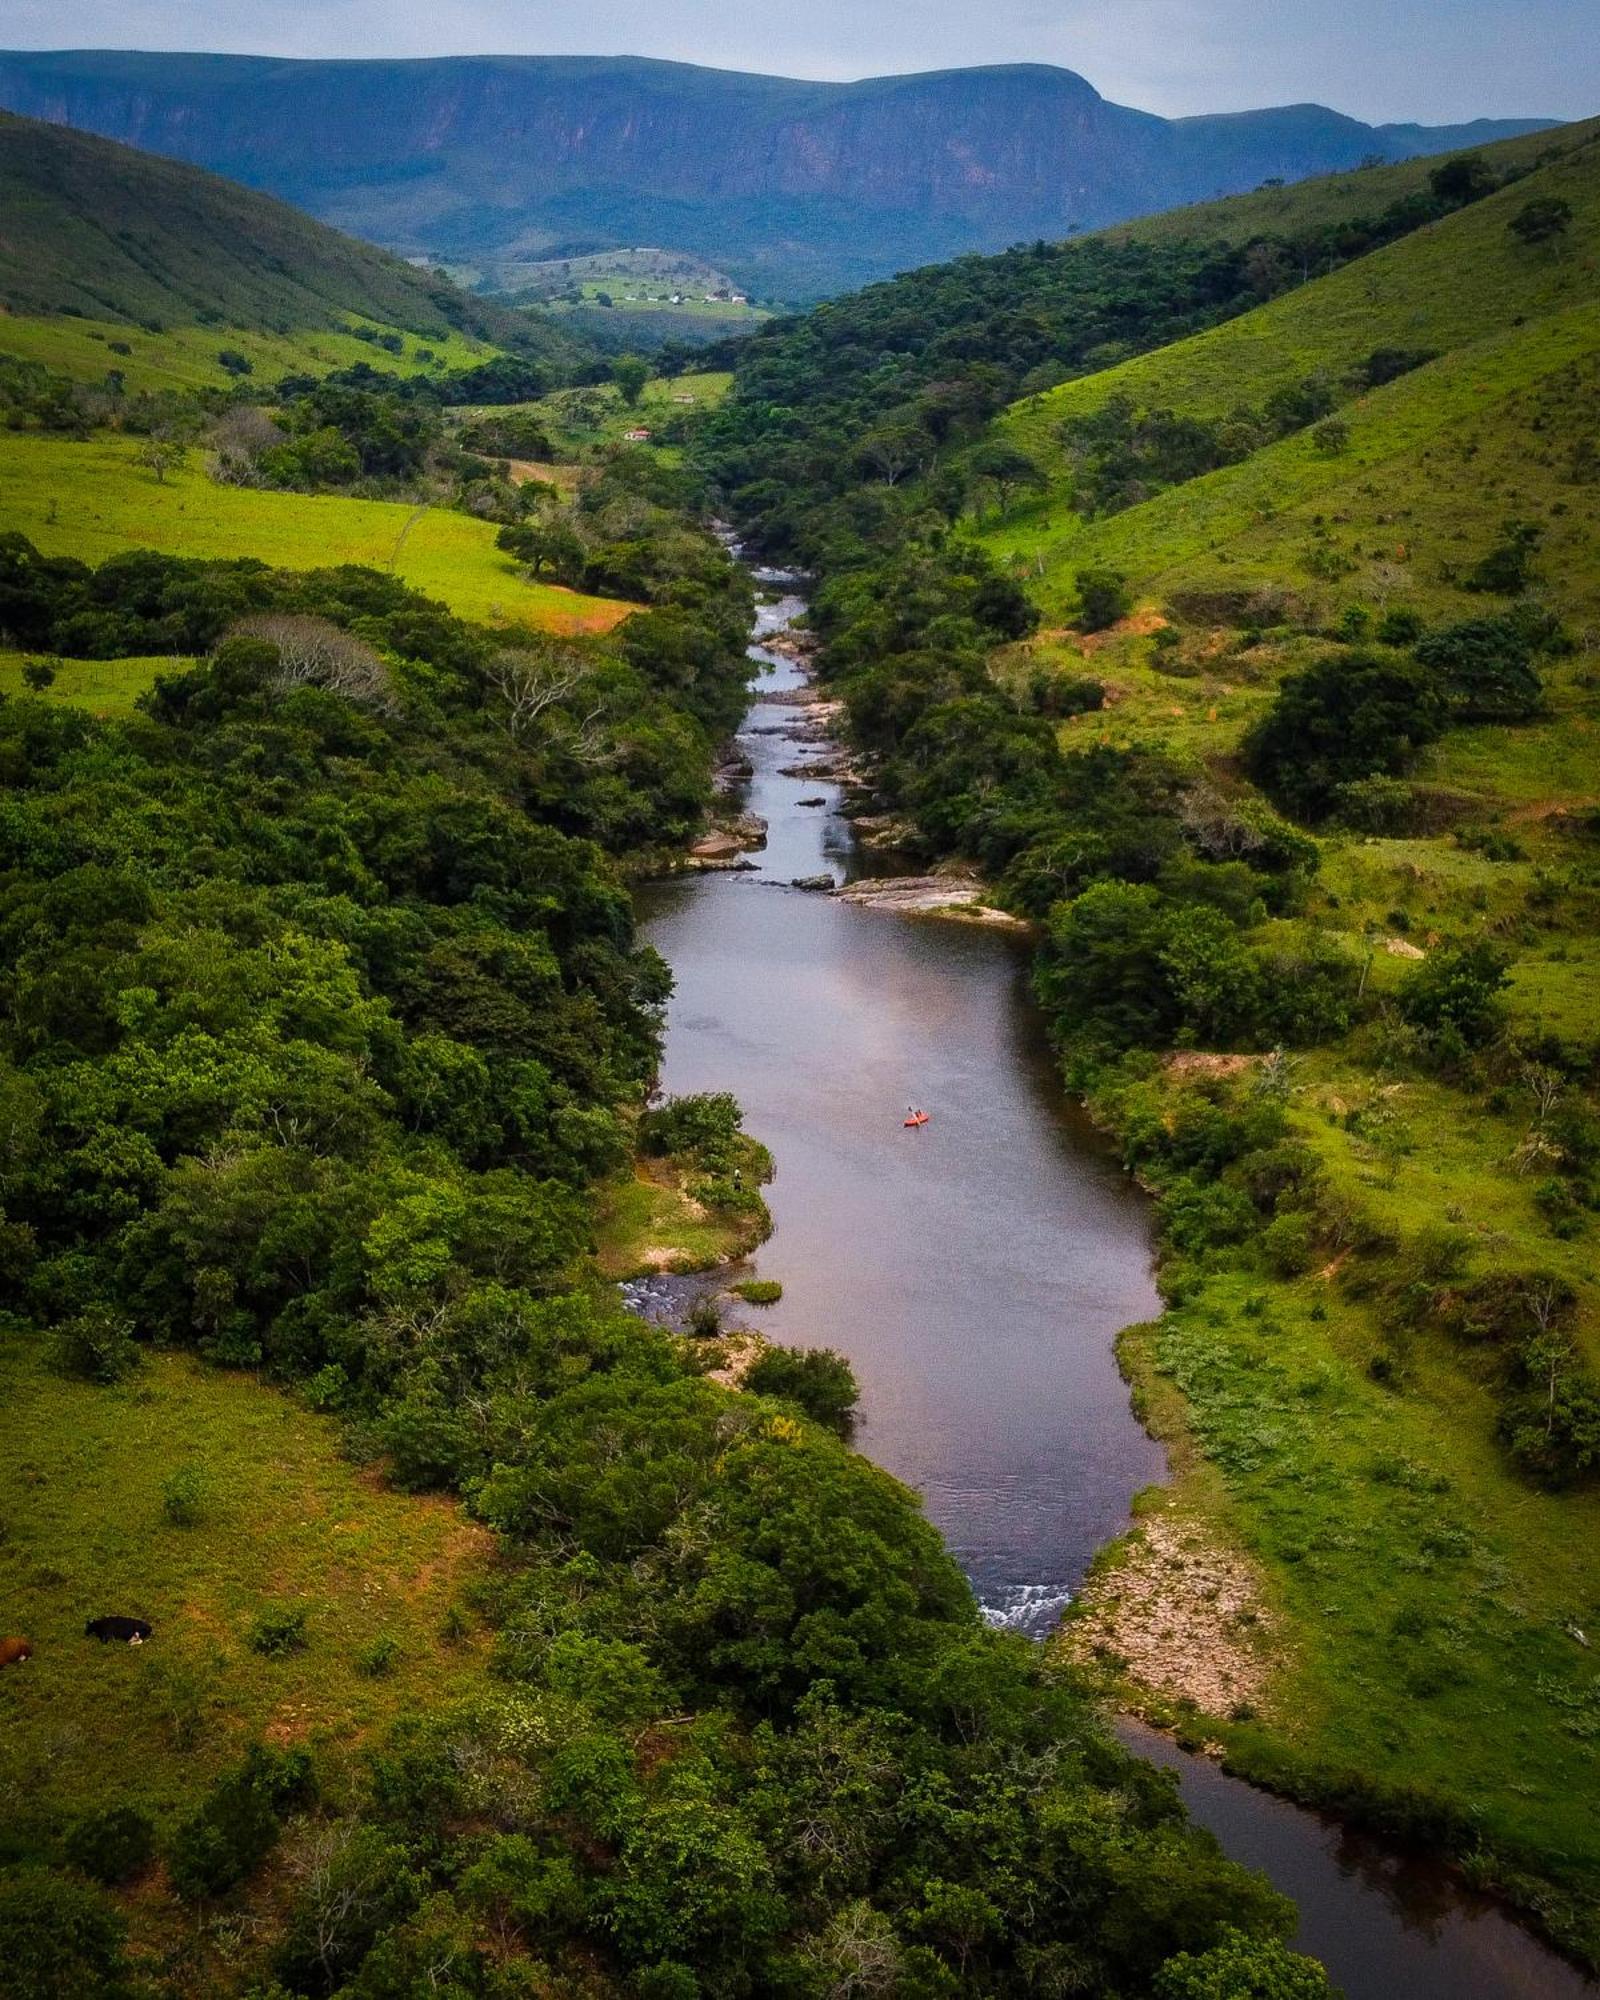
[[0, 105, 574, 363], [0, 52, 1557, 300]]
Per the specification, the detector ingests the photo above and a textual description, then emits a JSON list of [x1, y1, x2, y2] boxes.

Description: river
[[636, 571, 1593, 1999]]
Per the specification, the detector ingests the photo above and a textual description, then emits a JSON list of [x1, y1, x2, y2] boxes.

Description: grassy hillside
[[986, 119, 1600, 597], [0, 433, 633, 635], [950, 117, 1600, 1959], [1105, 119, 1584, 249], [0, 108, 530, 345], [0, 1334, 493, 1828], [0, 307, 492, 397]]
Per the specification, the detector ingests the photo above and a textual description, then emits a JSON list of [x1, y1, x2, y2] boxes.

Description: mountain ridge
[[0, 50, 1557, 297]]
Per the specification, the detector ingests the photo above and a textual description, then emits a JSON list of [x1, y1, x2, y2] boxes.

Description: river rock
[[835, 874, 1028, 928], [789, 874, 836, 893]]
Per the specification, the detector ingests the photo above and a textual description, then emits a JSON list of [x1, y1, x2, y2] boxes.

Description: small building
[[623, 427, 653, 442]]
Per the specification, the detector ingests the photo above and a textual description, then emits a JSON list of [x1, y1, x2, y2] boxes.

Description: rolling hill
[[0, 108, 591, 388], [981, 118, 1600, 627], [0, 50, 1555, 298]]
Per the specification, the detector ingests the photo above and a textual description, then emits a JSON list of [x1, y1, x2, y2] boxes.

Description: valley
[[0, 54, 1596, 1998]]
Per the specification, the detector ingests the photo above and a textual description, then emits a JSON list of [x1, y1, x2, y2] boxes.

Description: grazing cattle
[[0, 1636, 32, 1666], [85, 1616, 152, 1645]]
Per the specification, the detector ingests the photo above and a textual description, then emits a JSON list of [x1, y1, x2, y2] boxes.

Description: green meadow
[[0, 1333, 492, 1828], [0, 310, 492, 396], [0, 432, 634, 635]]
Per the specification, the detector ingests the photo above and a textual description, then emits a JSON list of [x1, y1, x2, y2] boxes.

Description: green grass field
[[0, 649, 181, 715], [0, 310, 492, 396], [0, 1333, 492, 1831], [0, 432, 635, 635]]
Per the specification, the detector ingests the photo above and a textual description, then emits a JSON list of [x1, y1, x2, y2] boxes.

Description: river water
[[637, 576, 1593, 1999]]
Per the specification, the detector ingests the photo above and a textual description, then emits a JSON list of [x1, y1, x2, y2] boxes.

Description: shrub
[[0, 1869, 128, 1998], [167, 1744, 316, 1901], [1261, 1210, 1319, 1277], [1075, 566, 1132, 633], [743, 1344, 860, 1437], [355, 1633, 400, 1678], [248, 1603, 310, 1657], [50, 1307, 140, 1385], [216, 349, 254, 377], [1462, 519, 1542, 596], [687, 1294, 723, 1340], [1415, 615, 1543, 720], [1245, 649, 1447, 820], [639, 1093, 743, 1169], [1376, 608, 1425, 646], [1310, 417, 1349, 455], [1508, 196, 1573, 247], [63, 1806, 155, 1886], [161, 1463, 208, 1527], [732, 1279, 782, 1305], [1153, 1925, 1332, 1997], [1396, 941, 1509, 1048]]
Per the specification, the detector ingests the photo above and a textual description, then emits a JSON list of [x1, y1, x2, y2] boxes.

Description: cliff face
[[0, 52, 1553, 296]]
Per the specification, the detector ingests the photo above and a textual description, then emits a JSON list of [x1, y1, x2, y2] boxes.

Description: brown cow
[[0, 1637, 33, 1666]]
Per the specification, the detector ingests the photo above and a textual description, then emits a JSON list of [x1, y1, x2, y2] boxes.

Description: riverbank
[[638, 560, 1599, 1992], [1044, 1040, 1600, 1975]]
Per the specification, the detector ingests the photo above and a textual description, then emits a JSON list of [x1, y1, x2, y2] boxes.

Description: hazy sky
[[4, 0, 1595, 124]]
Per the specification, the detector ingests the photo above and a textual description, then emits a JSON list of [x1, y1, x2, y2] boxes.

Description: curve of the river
[[637, 573, 1593, 2000]]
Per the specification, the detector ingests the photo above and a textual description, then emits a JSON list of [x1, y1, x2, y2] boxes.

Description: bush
[[248, 1603, 310, 1657], [1376, 608, 1425, 646], [1396, 941, 1509, 1049], [1245, 649, 1446, 820], [639, 1093, 743, 1169], [743, 1344, 860, 1437], [1261, 1210, 1320, 1277], [161, 1463, 208, 1527], [356, 1633, 401, 1678], [50, 1307, 140, 1385], [167, 1744, 316, 1901], [0, 1869, 128, 1999], [1154, 1926, 1332, 1997], [1415, 615, 1543, 721], [732, 1279, 782, 1305], [62, 1806, 155, 1886], [1075, 566, 1132, 633]]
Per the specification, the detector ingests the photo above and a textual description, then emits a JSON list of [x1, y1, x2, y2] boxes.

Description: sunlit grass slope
[[983, 122, 1600, 609], [0, 1332, 492, 1830], [0, 308, 492, 396], [0, 433, 635, 636]]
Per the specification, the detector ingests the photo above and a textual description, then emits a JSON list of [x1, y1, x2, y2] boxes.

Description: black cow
[[85, 1616, 152, 1645]]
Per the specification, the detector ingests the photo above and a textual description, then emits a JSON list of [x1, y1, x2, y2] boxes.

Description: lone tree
[[1509, 197, 1574, 249], [138, 431, 184, 485], [1074, 566, 1132, 633], [969, 441, 1047, 518], [612, 355, 650, 408], [1429, 153, 1496, 204]]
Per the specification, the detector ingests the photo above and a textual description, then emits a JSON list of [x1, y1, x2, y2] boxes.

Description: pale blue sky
[[3, 0, 1594, 123]]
